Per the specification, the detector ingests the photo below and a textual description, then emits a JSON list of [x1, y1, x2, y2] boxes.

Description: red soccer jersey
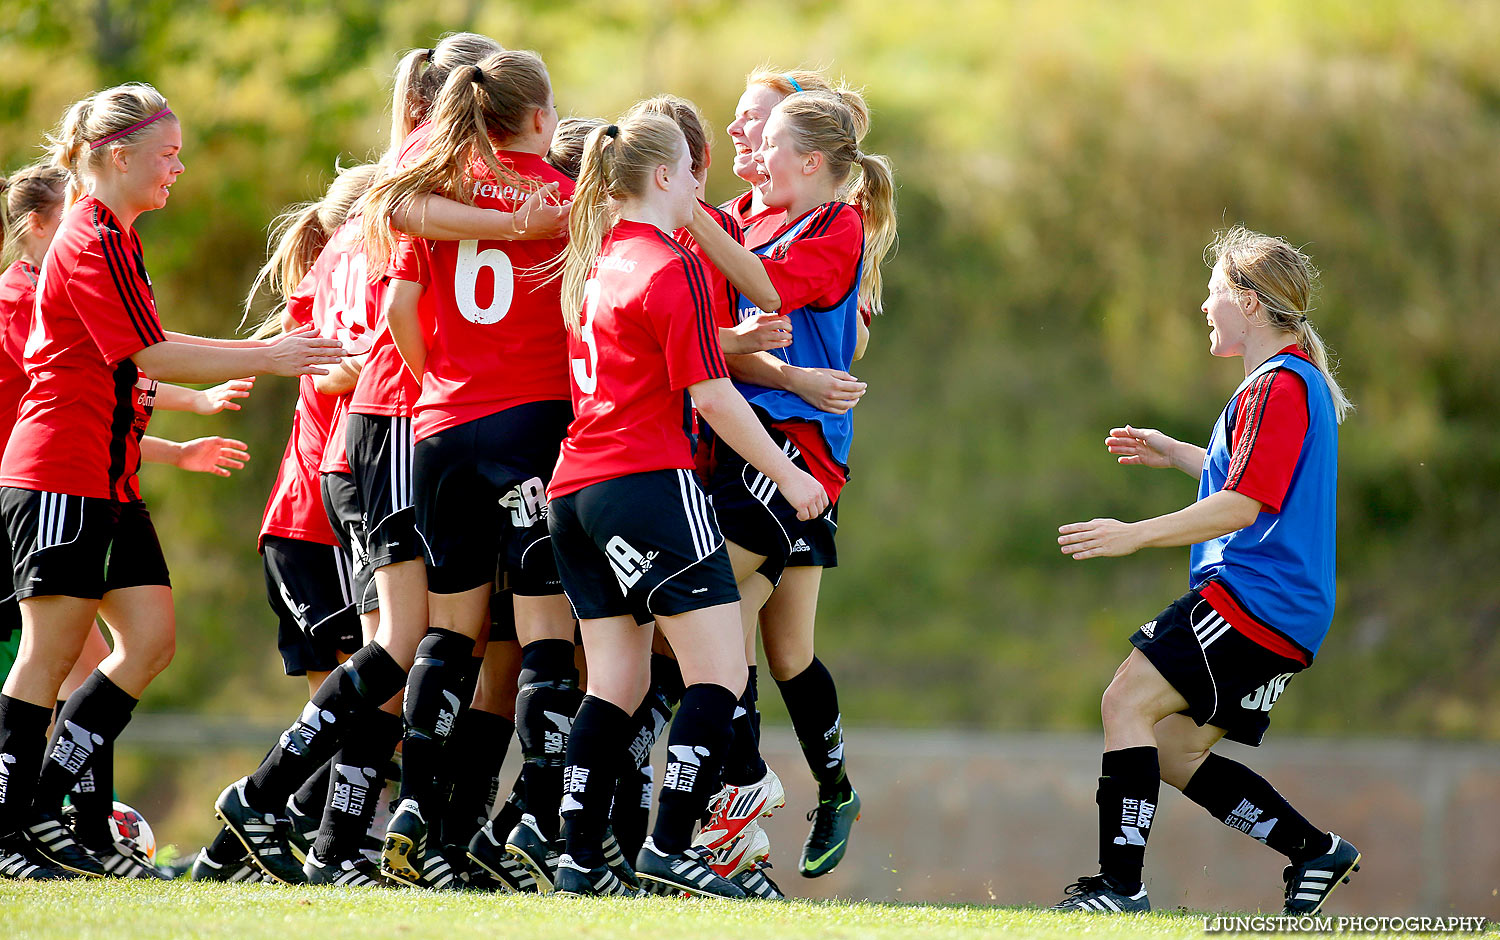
[[676, 200, 743, 330], [349, 123, 432, 419], [548, 219, 729, 499], [720, 189, 787, 251], [1221, 346, 1311, 514], [392, 150, 574, 442], [319, 395, 352, 475], [0, 260, 40, 456], [0, 196, 166, 501], [259, 236, 379, 547]]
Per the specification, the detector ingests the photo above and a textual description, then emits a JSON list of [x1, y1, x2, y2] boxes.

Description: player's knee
[[763, 641, 812, 683], [1158, 747, 1209, 790], [1100, 672, 1149, 732]]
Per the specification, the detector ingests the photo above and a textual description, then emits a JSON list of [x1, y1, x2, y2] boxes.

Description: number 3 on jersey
[[571, 278, 601, 394], [454, 239, 514, 325]]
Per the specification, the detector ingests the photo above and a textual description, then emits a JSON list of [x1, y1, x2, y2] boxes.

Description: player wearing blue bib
[[684, 86, 895, 881], [1051, 227, 1361, 917]]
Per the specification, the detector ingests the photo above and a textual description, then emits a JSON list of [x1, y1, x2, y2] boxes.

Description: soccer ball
[[107, 801, 157, 862]]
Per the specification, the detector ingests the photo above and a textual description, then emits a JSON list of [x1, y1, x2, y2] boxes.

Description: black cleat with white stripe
[[601, 828, 641, 891], [190, 848, 264, 883], [1051, 873, 1151, 913], [732, 860, 785, 899], [635, 838, 745, 899], [99, 842, 172, 880], [305, 850, 385, 887], [214, 777, 307, 885], [554, 854, 643, 897], [1282, 833, 1360, 915], [466, 819, 538, 893], [504, 813, 559, 893], [26, 812, 106, 877], [0, 831, 76, 880]]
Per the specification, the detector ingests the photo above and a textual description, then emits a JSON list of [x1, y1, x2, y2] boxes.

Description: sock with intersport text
[[1181, 752, 1332, 863], [650, 683, 735, 855], [1095, 746, 1160, 895], [514, 639, 580, 842]]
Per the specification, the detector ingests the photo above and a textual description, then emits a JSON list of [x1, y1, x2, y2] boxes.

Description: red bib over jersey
[[548, 219, 728, 499], [390, 150, 573, 442], [0, 260, 40, 456], [260, 220, 382, 547], [0, 196, 166, 501]]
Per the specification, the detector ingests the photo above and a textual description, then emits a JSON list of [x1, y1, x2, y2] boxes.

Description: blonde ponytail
[[776, 89, 898, 316], [383, 32, 503, 165], [560, 114, 686, 333], [1, 163, 67, 267], [1207, 225, 1353, 423]]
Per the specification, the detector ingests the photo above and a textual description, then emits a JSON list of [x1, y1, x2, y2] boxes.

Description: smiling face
[[114, 119, 183, 214], [1202, 259, 1258, 358], [753, 107, 818, 210], [727, 84, 784, 184]]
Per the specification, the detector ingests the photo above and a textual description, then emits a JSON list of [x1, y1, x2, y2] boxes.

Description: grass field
[[0, 881, 1299, 940]]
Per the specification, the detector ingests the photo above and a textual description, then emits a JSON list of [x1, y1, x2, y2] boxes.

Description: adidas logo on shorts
[[1140, 620, 1157, 638]]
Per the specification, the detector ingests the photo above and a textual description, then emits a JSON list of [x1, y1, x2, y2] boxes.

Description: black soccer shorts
[[1129, 582, 1307, 746], [261, 534, 362, 676], [346, 413, 421, 573], [704, 424, 831, 585], [321, 470, 377, 614], [549, 469, 740, 625], [413, 400, 571, 597], [1, 488, 170, 600]]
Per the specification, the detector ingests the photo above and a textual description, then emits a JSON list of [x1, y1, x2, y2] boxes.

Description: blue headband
[[785, 75, 803, 93]]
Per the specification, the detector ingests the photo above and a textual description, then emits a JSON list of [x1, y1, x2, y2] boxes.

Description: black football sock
[[775, 657, 852, 798], [205, 826, 249, 864], [289, 758, 334, 822], [514, 639, 580, 841], [722, 669, 766, 786], [56, 699, 113, 851], [1095, 746, 1160, 894], [650, 683, 735, 854], [34, 670, 136, 818], [559, 695, 632, 868], [650, 653, 685, 707], [0, 694, 52, 838], [243, 642, 406, 811], [398, 629, 474, 815], [490, 773, 526, 836], [609, 763, 653, 862], [1181, 752, 1332, 863], [442, 708, 513, 845], [314, 706, 403, 861]]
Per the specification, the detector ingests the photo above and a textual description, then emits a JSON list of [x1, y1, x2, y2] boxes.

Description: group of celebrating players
[[0, 27, 1363, 917]]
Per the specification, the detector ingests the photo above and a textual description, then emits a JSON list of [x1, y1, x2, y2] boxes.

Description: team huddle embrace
[[0, 29, 1363, 917], [0, 32, 888, 900]]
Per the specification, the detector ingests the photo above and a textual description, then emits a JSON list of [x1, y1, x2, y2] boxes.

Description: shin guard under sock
[[1182, 752, 1331, 863], [35, 670, 136, 818], [559, 695, 632, 868], [514, 639, 580, 841], [314, 707, 403, 861], [0, 694, 52, 837], [775, 657, 851, 797], [1096, 746, 1160, 894], [243, 642, 406, 811], [399, 629, 475, 817], [650, 683, 736, 854]]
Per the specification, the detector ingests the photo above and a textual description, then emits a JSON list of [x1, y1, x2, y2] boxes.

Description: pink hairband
[[89, 108, 173, 150]]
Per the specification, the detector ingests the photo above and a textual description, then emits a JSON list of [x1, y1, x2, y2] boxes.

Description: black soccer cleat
[[635, 838, 746, 899], [0, 830, 76, 880], [732, 860, 786, 899], [190, 848, 264, 883], [98, 842, 172, 880], [799, 788, 860, 878], [1051, 873, 1151, 913], [305, 850, 385, 887], [466, 819, 538, 893], [380, 798, 430, 888], [26, 812, 107, 877], [1282, 833, 1361, 915], [554, 854, 643, 897], [283, 798, 318, 863], [214, 777, 307, 885], [504, 813, 558, 893]]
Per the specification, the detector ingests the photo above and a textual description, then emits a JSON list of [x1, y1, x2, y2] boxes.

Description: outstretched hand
[[176, 437, 250, 477], [194, 377, 255, 415], [267, 324, 347, 377], [1057, 518, 1141, 560], [725, 312, 793, 354], [1106, 425, 1178, 469]]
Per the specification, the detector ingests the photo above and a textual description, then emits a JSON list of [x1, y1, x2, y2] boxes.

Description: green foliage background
[[3, 0, 1498, 737]]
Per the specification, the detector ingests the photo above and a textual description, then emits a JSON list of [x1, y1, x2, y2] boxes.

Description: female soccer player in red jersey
[[2, 160, 257, 880], [359, 50, 583, 892], [1050, 227, 1359, 916], [0, 83, 343, 882], [545, 111, 825, 898], [683, 87, 896, 879]]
